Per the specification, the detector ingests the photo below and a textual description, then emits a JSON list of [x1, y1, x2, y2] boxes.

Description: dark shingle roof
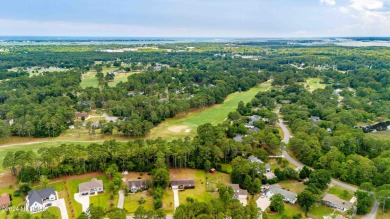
[[127, 180, 147, 188], [27, 187, 56, 205], [170, 179, 194, 187]]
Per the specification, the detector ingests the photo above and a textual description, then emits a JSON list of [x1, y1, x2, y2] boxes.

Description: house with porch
[[127, 180, 148, 193], [266, 185, 297, 204], [26, 187, 57, 213], [79, 178, 104, 196], [322, 194, 353, 212]]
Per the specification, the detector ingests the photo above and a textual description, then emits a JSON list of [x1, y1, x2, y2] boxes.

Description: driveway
[[118, 190, 124, 209], [172, 188, 180, 209], [362, 201, 379, 219], [256, 196, 271, 211], [74, 193, 89, 213], [51, 198, 69, 219]]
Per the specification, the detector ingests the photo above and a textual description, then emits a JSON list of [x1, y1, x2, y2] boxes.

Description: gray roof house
[[26, 187, 56, 213], [265, 163, 271, 172], [248, 155, 264, 164], [266, 185, 297, 204], [127, 180, 148, 193], [310, 116, 321, 122], [170, 179, 195, 190], [79, 178, 104, 196], [233, 135, 243, 142], [230, 184, 248, 206], [322, 194, 353, 212]]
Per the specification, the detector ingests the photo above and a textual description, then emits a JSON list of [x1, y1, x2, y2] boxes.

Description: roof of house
[[250, 115, 261, 122], [322, 194, 353, 209], [27, 187, 56, 205], [230, 184, 248, 196], [265, 163, 271, 169], [170, 179, 194, 186], [0, 193, 10, 206], [79, 178, 103, 193], [127, 180, 147, 188], [248, 155, 264, 163], [76, 112, 89, 118], [233, 135, 243, 142], [269, 185, 297, 200], [310, 116, 321, 121]]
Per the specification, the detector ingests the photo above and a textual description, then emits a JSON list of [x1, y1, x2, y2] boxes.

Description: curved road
[[277, 113, 378, 219]]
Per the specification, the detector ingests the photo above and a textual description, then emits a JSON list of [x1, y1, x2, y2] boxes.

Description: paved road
[[362, 201, 379, 219], [118, 190, 124, 209], [276, 111, 383, 218]]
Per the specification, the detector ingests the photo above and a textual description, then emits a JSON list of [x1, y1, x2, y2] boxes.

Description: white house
[[79, 178, 104, 196], [26, 187, 57, 213]]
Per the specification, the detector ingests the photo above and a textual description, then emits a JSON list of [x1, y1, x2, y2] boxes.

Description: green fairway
[[148, 81, 271, 140], [302, 77, 326, 92]]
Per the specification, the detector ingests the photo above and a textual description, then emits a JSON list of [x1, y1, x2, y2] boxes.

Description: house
[[233, 135, 243, 142], [79, 178, 104, 196], [248, 155, 264, 164], [265, 163, 271, 173], [127, 180, 148, 193], [282, 100, 291, 104], [230, 184, 248, 206], [322, 194, 353, 212], [26, 187, 57, 213], [310, 116, 321, 122], [170, 179, 195, 190], [76, 112, 89, 119], [0, 193, 11, 209], [266, 185, 297, 204]]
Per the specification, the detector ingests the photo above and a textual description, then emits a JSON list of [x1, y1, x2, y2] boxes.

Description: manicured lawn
[[301, 77, 326, 92], [277, 180, 306, 194], [163, 188, 174, 214], [80, 71, 99, 88], [269, 158, 297, 171], [108, 71, 141, 87], [366, 131, 390, 141], [33, 206, 62, 218], [148, 81, 272, 140], [267, 203, 306, 219], [328, 185, 354, 201], [123, 191, 154, 215], [307, 203, 342, 218]]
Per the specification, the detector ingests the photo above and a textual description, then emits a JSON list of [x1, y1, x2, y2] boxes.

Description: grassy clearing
[[307, 203, 340, 218], [123, 191, 154, 215], [277, 180, 306, 194], [366, 131, 390, 141], [108, 71, 141, 87], [33, 206, 62, 218], [80, 66, 140, 88], [267, 203, 306, 219], [328, 185, 354, 201], [301, 77, 326, 92], [149, 81, 272, 140]]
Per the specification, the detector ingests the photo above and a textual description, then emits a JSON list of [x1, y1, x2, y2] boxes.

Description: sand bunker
[[168, 125, 190, 133]]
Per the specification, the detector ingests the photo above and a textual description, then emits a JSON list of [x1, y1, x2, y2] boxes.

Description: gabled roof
[[265, 163, 271, 169], [127, 180, 147, 188], [269, 185, 297, 200], [233, 135, 243, 142], [230, 184, 248, 196], [170, 179, 194, 187], [248, 155, 264, 163], [322, 194, 353, 209], [79, 178, 103, 193], [27, 187, 56, 205]]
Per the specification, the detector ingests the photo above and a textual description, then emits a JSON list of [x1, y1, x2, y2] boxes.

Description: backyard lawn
[[277, 180, 306, 194]]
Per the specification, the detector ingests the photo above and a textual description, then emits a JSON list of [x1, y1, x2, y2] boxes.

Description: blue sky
[[0, 0, 389, 37]]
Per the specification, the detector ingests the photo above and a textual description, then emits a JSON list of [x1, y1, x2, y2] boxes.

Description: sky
[[0, 0, 390, 37]]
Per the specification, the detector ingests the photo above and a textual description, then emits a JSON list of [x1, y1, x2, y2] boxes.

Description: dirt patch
[[169, 168, 197, 180], [50, 172, 104, 183], [122, 171, 152, 181], [0, 171, 16, 188], [167, 125, 189, 133]]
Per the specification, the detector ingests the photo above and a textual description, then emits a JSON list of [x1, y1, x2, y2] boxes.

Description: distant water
[[0, 36, 232, 45]]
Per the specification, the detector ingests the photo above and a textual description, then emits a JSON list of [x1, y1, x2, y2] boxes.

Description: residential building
[[310, 116, 321, 122], [79, 178, 104, 196], [233, 135, 243, 142], [26, 187, 56, 213], [265, 163, 271, 173], [230, 184, 248, 206], [248, 155, 264, 164], [266, 185, 297, 204], [322, 194, 353, 212], [170, 179, 195, 190], [0, 193, 11, 209], [127, 180, 148, 193]]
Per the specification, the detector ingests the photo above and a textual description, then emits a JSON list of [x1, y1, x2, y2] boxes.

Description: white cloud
[[338, 6, 350, 14], [350, 0, 384, 11], [320, 0, 336, 6]]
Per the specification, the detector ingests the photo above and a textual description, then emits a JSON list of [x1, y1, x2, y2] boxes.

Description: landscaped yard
[[33, 206, 62, 218], [328, 185, 354, 201], [148, 81, 272, 140], [123, 191, 154, 214], [277, 180, 306, 194]]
